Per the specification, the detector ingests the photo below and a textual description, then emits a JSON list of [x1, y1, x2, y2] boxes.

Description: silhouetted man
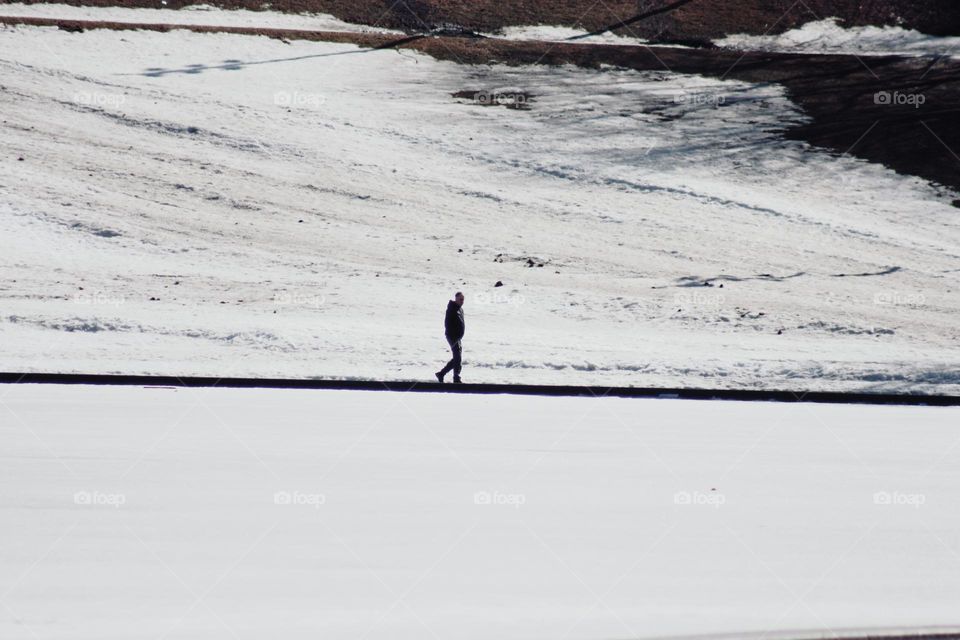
[[436, 292, 465, 384]]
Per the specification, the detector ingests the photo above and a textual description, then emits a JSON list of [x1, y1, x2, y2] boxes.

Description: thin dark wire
[[565, 0, 700, 41]]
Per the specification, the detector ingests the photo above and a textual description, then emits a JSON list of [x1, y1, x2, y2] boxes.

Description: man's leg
[[451, 340, 462, 382], [438, 338, 459, 380]]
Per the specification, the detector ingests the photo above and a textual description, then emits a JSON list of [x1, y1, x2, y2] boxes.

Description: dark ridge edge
[[1, 372, 958, 406]]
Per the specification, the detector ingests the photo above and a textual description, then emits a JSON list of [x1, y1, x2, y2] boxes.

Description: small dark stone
[[494, 281, 504, 287], [17, 157, 24, 161]]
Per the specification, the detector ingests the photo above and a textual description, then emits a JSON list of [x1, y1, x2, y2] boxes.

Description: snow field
[[1, 20, 958, 391], [2, 384, 959, 638]]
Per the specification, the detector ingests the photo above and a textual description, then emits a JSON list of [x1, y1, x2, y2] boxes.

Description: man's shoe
[[453, 377, 463, 384], [435, 372, 444, 383]]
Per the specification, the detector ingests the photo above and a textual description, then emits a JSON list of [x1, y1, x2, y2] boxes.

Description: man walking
[[436, 291, 465, 384]]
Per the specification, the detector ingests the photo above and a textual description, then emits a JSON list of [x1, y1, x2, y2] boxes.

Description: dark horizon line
[[1, 372, 957, 407]]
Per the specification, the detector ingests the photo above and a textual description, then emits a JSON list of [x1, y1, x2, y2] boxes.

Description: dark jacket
[[444, 300, 465, 341]]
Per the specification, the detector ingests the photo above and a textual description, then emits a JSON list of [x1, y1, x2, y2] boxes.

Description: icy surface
[[717, 18, 960, 58], [2, 384, 960, 639], [1, 26, 959, 391]]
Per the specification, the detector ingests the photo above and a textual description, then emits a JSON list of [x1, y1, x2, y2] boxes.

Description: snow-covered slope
[[717, 18, 960, 58], [1, 22, 959, 391], [488, 24, 649, 45], [0, 2, 402, 33], [3, 384, 960, 639]]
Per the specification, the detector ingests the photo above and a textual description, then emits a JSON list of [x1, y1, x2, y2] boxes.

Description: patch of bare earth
[[3, 0, 958, 36]]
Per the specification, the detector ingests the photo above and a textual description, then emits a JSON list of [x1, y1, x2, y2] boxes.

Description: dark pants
[[439, 337, 462, 380]]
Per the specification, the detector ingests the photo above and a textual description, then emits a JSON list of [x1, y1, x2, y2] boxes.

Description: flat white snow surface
[[0, 3, 403, 33], [2, 384, 960, 639], [1, 24, 959, 392], [717, 18, 960, 58]]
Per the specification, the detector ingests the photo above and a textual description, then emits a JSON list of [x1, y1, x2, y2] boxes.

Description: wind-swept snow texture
[[1, 19, 959, 391], [2, 384, 960, 638], [718, 18, 960, 58]]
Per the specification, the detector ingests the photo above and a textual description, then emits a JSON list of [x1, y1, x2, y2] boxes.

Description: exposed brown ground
[[3, 15, 958, 195], [3, 0, 959, 37]]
